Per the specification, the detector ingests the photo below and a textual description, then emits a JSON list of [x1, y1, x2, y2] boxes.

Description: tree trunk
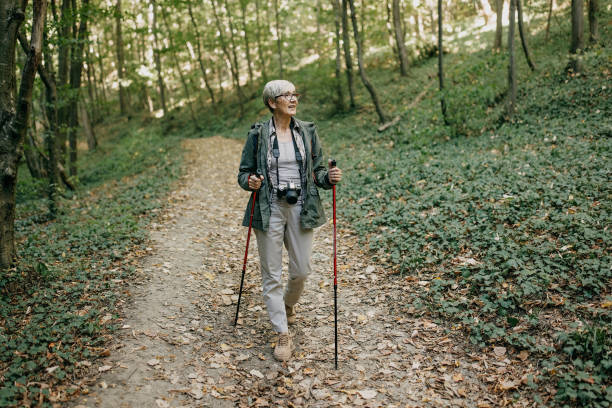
[[568, 0, 584, 73], [393, 0, 409, 76], [151, 0, 168, 116], [516, 0, 535, 71], [331, 0, 345, 111], [68, 0, 89, 178], [545, 0, 554, 41], [385, 0, 398, 60], [85, 46, 99, 123], [347, 0, 388, 123], [239, 0, 254, 86], [438, 0, 449, 125], [57, 0, 71, 164], [24, 129, 46, 179], [507, 0, 516, 117], [79, 101, 97, 150], [223, 0, 245, 92], [29, 31, 60, 218], [211, 0, 244, 115], [588, 0, 598, 45], [273, 0, 283, 78], [494, 0, 503, 49], [115, 0, 128, 115], [187, 2, 215, 105], [160, 6, 196, 122], [255, 0, 268, 83], [0, 0, 47, 270], [479, 0, 494, 25], [413, 11, 421, 39], [96, 39, 108, 108], [341, 0, 356, 109]]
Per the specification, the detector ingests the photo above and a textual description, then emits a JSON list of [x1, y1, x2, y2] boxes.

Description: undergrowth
[[0, 117, 184, 406], [2, 4, 610, 407], [200, 6, 611, 406]]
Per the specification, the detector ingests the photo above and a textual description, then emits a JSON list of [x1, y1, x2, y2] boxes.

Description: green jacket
[[237, 117, 334, 231]]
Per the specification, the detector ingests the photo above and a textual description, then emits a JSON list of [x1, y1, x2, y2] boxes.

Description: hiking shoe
[[273, 332, 293, 361], [285, 303, 296, 325]]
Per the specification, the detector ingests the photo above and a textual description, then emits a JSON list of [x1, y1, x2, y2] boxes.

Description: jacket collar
[[268, 117, 300, 137]]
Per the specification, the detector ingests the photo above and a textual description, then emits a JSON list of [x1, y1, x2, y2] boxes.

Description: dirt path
[[71, 137, 506, 408]]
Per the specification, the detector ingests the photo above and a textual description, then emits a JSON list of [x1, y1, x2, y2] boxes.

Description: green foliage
[[553, 322, 612, 407], [190, 7, 612, 403], [2, 117, 183, 406]]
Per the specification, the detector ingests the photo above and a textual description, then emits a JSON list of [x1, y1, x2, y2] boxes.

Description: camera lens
[[286, 190, 298, 204]]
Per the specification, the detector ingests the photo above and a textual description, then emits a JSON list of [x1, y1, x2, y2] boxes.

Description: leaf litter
[[69, 137, 536, 407]]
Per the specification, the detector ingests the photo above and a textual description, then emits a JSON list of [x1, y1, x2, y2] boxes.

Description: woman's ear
[[267, 98, 277, 111]]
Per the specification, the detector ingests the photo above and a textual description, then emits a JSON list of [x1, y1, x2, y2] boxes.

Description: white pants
[[254, 199, 313, 333]]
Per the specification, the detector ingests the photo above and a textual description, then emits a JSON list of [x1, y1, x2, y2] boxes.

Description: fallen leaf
[[147, 359, 160, 366], [493, 346, 506, 357], [517, 350, 529, 361], [358, 389, 377, 399], [98, 365, 112, 372], [453, 372, 464, 382], [311, 389, 330, 400], [250, 369, 264, 379], [499, 380, 519, 391], [155, 399, 170, 408]]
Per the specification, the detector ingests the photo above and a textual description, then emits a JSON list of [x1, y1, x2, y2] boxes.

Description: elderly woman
[[237, 80, 342, 361]]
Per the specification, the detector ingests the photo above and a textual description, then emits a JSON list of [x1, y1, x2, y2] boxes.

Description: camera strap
[[272, 129, 304, 193]]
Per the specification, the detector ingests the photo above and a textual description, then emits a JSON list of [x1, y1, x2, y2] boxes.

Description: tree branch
[[17, 30, 53, 92], [12, 0, 47, 143]]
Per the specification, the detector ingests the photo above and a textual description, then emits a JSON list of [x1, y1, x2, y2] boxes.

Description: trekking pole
[[330, 159, 338, 369], [234, 171, 261, 326]]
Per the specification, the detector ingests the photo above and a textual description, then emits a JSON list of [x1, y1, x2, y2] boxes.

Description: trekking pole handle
[[329, 159, 336, 168]]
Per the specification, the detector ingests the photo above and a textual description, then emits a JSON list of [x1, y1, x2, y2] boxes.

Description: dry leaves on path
[[69, 137, 533, 408]]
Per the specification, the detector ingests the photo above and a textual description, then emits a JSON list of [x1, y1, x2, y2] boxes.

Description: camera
[[277, 181, 301, 204]]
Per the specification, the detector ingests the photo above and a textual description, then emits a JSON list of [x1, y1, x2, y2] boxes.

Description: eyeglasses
[[274, 93, 301, 101]]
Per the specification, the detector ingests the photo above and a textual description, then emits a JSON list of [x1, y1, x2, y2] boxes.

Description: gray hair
[[262, 80, 295, 112]]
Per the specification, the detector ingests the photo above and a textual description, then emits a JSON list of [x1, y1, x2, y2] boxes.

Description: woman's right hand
[[248, 174, 264, 190]]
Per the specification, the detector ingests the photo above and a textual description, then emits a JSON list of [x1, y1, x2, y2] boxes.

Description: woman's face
[[269, 86, 298, 117]]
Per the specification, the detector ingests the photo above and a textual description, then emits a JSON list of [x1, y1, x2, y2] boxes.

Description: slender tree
[[67, 0, 90, 177], [273, 0, 283, 78], [341, 0, 356, 109], [568, 0, 584, 73], [385, 0, 398, 60], [347, 0, 389, 123], [507, 0, 516, 117], [161, 5, 196, 122], [187, 2, 216, 105], [494, 0, 503, 49], [85, 46, 99, 122], [211, 0, 245, 115], [115, 0, 128, 115], [254, 0, 268, 83], [479, 0, 494, 25], [57, 0, 71, 163], [392, 0, 409, 76], [587, 0, 598, 45], [95, 38, 108, 108], [239, 0, 254, 86], [516, 0, 535, 71], [151, 0, 168, 115], [0, 0, 47, 269], [438, 0, 449, 125], [545, 0, 554, 41], [331, 0, 345, 111]]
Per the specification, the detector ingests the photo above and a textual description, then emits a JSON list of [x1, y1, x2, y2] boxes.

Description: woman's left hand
[[329, 166, 342, 184]]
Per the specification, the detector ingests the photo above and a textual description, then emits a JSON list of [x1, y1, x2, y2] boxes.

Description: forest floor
[[69, 137, 532, 408]]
